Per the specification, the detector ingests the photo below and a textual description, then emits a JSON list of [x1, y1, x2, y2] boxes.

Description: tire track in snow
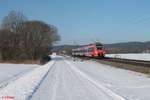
[[50, 63, 62, 100], [31, 60, 66, 100], [64, 61, 114, 100], [64, 60, 127, 100], [0, 68, 36, 90], [28, 61, 56, 100], [0, 72, 26, 89]]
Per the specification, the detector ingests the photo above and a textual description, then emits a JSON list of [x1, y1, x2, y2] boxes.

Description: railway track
[[100, 57, 150, 67], [76, 56, 150, 74]]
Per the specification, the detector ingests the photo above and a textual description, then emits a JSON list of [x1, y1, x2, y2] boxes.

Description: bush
[[40, 54, 51, 65]]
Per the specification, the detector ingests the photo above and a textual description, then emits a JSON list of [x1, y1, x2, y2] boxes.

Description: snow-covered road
[[31, 57, 125, 100], [0, 56, 150, 100]]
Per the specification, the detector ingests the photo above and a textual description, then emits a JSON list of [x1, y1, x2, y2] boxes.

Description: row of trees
[[0, 11, 60, 60]]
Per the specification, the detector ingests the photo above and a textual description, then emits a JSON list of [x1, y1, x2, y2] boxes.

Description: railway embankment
[[94, 58, 150, 75], [75, 56, 150, 75]]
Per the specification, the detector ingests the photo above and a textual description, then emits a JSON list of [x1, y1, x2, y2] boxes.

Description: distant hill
[[53, 41, 150, 54], [104, 41, 150, 53]]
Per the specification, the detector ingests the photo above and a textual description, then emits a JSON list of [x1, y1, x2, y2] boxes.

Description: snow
[[31, 56, 150, 100], [31, 57, 124, 100], [70, 58, 150, 100], [106, 53, 150, 61], [65, 60, 126, 100], [0, 55, 150, 100], [0, 64, 38, 86], [0, 61, 54, 100]]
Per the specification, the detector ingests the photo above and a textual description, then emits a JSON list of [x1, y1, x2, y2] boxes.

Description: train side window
[[88, 48, 93, 52]]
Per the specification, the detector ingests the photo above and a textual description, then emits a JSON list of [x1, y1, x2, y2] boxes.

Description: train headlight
[[95, 51, 98, 54]]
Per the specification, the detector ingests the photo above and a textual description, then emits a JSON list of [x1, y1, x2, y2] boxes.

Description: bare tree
[[0, 11, 27, 60], [1, 10, 27, 32], [0, 10, 60, 60], [17, 21, 60, 59], [0, 29, 16, 60]]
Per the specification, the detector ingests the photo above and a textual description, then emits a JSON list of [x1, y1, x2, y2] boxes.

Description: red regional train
[[72, 42, 106, 58]]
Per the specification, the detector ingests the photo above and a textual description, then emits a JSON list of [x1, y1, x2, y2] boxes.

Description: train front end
[[95, 43, 105, 57]]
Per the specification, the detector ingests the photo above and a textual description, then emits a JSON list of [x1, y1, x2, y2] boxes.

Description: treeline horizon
[[0, 10, 60, 61]]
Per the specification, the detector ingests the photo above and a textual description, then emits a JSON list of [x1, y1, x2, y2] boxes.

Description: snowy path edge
[[0, 60, 55, 100]]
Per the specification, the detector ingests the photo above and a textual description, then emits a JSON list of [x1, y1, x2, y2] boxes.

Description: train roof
[[72, 42, 103, 51]]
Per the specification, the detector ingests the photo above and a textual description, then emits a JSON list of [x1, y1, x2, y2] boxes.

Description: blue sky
[[0, 0, 150, 45]]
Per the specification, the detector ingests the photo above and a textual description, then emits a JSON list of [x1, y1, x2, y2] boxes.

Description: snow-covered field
[[0, 55, 150, 100], [0, 63, 39, 100], [0, 63, 38, 84], [106, 53, 150, 61], [0, 61, 54, 100]]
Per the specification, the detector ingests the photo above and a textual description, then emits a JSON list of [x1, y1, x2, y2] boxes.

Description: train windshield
[[95, 42, 103, 50], [96, 46, 102, 50]]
